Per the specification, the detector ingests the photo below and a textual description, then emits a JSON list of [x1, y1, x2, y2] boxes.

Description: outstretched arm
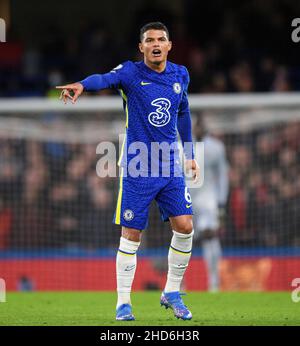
[[56, 66, 125, 104]]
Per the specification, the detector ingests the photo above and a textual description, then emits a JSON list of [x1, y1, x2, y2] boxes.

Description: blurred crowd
[[224, 121, 300, 247], [0, 1, 300, 96], [0, 138, 117, 250], [0, 119, 300, 250]]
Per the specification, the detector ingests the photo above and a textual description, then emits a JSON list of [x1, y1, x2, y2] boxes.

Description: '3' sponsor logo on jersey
[[148, 98, 171, 127]]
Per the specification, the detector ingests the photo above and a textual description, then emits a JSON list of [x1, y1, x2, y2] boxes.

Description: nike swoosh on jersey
[[141, 81, 152, 86], [186, 204, 192, 208]]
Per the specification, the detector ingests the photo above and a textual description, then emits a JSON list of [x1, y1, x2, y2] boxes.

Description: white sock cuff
[[172, 230, 194, 239], [118, 237, 140, 255], [171, 230, 194, 253]]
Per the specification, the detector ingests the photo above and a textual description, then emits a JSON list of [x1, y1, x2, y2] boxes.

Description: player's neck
[[144, 59, 167, 73]]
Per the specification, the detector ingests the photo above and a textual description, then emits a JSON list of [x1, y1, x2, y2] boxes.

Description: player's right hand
[[56, 83, 84, 104]]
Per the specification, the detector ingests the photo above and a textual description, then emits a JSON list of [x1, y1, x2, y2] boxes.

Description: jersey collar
[[140, 60, 171, 75]]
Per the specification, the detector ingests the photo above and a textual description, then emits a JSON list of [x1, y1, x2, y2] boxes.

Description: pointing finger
[[56, 85, 73, 90]]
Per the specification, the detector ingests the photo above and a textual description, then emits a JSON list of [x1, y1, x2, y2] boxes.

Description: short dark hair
[[140, 22, 169, 42]]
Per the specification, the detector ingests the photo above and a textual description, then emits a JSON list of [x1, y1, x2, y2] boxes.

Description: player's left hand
[[185, 159, 200, 183]]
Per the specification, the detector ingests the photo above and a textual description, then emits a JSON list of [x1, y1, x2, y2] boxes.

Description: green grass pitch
[[0, 292, 299, 326]]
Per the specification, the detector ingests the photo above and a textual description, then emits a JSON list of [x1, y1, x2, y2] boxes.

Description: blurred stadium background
[[1, 0, 300, 293]]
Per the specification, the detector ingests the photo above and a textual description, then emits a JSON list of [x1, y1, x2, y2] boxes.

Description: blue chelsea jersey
[[98, 60, 190, 175]]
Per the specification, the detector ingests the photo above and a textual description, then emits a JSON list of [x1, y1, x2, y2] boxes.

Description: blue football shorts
[[113, 171, 193, 230]]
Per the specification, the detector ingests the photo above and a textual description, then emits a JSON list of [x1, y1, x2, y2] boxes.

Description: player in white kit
[[191, 118, 229, 292]]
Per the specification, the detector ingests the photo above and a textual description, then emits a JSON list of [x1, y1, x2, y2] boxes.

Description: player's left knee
[[171, 215, 193, 234], [175, 219, 194, 234]]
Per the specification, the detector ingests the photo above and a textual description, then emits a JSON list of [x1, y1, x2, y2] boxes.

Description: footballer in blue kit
[[57, 22, 200, 321]]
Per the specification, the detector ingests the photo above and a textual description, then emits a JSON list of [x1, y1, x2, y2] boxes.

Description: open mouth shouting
[[152, 48, 162, 58]]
